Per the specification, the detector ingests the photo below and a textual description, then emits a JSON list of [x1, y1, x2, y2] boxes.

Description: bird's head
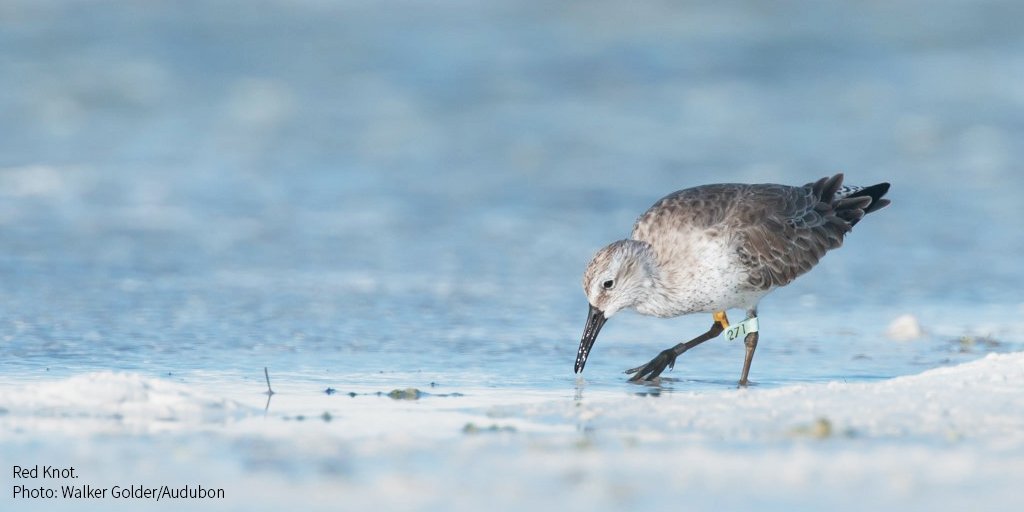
[[575, 239, 657, 374]]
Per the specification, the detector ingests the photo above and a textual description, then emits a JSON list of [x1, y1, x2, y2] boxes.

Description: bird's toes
[[646, 363, 668, 380], [627, 362, 657, 382], [646, 356, 673, 380], [625, 349, 681, 382]]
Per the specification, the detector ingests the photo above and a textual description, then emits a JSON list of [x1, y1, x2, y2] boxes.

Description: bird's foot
[[625, 348, 678, 382]]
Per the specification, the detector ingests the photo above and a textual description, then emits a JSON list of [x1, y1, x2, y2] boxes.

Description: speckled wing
[[629, 173, 888, 293], [631, 183, 747, 242], [732, 173, 872, 291]]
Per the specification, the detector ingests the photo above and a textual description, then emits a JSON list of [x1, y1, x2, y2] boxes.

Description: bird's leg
[[625, 311, 730, 382], [737, 308, 759, 387]]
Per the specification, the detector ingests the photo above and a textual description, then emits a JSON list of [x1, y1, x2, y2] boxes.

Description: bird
[[573, 173, 890, 386]]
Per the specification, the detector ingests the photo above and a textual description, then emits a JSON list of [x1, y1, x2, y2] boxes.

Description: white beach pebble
[[886, 314, 923, 341]]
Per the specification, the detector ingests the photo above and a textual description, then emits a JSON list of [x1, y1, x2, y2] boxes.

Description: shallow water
[[2, 1, 1023, 510]]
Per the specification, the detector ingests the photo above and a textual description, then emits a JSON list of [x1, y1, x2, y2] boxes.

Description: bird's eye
[[602, 279, 614, 290]]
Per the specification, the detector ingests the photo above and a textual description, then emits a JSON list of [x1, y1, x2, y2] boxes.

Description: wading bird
[[574, 174, 890, 386]]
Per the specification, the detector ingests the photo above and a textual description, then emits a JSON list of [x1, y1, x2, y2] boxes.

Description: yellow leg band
[[713, 311, 730, 329]]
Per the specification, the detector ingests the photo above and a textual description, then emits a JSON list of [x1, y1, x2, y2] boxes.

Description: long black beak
[[575, 304, 607, 374]]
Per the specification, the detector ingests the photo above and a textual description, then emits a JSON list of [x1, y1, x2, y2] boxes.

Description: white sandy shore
[[1, 353, 1022, 511]]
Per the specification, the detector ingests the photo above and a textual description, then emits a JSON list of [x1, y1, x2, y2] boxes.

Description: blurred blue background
[[1, 0, 1022, 384]]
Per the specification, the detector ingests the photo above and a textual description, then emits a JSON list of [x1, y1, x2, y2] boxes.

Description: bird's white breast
[[635, 228, 767, 317]]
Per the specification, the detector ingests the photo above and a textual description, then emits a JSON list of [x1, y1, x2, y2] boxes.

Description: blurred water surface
[[3, 3, 1024, 512], [1, 0, 1022, 389]]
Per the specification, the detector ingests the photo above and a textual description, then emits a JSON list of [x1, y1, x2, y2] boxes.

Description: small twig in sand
[[264, 367, 275, 395], [263, 367, 276, 415]]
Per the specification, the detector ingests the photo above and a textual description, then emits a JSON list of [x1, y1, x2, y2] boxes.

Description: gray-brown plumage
[[574, 173, 890, 386]]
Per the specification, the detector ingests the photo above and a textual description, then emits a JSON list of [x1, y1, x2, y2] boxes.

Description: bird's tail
[[811, 173, 891, 227]]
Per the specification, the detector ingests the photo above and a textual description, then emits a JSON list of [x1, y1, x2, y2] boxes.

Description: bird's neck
[[636, 287, 673, 318], [632, 256, 682, 318]]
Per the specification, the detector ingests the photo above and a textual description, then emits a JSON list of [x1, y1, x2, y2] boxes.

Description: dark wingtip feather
[[851, 182, 891, 214], [866, 198, 891, 213], [835, 181, 891, 226]]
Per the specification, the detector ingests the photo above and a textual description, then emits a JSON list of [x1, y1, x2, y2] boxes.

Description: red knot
[[574, 173, 890, 386]]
